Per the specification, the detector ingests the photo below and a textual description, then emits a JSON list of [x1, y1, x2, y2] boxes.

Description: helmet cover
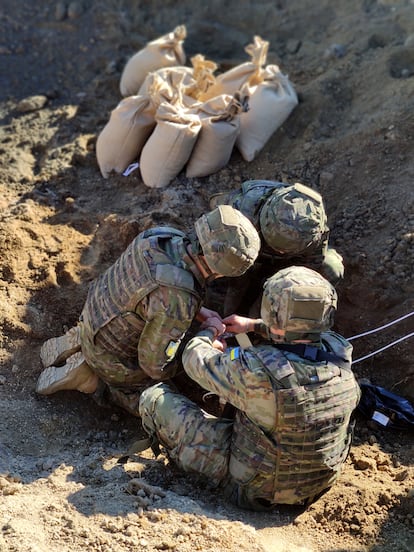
[[261, 266, 337, 333], [194, 205, 260, 277]]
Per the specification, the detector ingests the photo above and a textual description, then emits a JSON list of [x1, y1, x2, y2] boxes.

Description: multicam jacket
[[182, 329, 361, 508], [80, 227, 203, 380]]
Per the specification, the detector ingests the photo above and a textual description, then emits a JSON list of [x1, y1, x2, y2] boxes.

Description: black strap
[[275, 343, 350, 369]]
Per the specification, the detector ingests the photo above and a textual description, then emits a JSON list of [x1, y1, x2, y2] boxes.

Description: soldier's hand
[[212, 339, 227, 352], [200, 316, 226, 337], [223, 314, 257, 334], [196, 306, 223, 323]]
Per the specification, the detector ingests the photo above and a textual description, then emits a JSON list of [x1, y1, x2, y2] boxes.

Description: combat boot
[[36, 352, 98, 395], [40, 326, 81, 368]]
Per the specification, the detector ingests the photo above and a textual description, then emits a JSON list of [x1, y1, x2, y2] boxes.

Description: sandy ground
[[0, 1, 413, 551]]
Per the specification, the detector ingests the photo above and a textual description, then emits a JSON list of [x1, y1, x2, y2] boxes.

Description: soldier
[[206, 179, 344, 316], [36, 206, 260, 416], [139, 266, 361, 510]]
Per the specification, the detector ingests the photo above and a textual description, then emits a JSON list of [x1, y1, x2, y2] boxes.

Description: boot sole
[[36, 352, 96, 395], [40, 326, 81, 368]]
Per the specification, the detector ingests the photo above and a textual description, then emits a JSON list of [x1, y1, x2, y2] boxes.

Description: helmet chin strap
[[198, 256, 221, 283], [188, 245, 220, 281]]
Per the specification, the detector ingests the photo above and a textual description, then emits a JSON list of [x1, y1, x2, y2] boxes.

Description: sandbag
[[138, 66, 199, 110], [186, 54, 218, 100], [139, 101, 202, 188], [96, 95, 156, 179], [236, 65, 298, 162], [186, 93, 246, 178], [138, 65, 194, 97], [120, 25, 187, 97], [202, 36, 268, 100]]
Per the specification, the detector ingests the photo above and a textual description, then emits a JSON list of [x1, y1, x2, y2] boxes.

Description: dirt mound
[[0, 1, 413, 551]]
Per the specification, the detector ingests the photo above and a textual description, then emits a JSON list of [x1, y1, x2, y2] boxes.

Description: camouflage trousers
[[139, 383, 232, 481], [140, 383, 296, 511]]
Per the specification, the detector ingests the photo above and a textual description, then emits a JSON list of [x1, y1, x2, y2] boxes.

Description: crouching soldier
[[139, 266, 360, 510], [206, 179, 344, 316], [36, 206, 260, 416]]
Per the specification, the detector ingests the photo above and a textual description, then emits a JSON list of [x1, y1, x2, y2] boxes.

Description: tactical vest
[[229, 180, 287, 227], [228, 332, 360, 505], [81, 227, 201, 359]]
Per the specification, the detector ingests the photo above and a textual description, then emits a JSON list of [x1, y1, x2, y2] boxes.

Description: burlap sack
[[186, 54, 218, 100], [120, 25, 187, 97], [139, 101, 202, 188], [185, 93, 246, 178], [139, 65, 195, 97], [236, 65, 298, 162], [96, 95, 156, 179], [201, 36, 268, 100], [96, 72, 181, 178], [138, 66, 199, 109]]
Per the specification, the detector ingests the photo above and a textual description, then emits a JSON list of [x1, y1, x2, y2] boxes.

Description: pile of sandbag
[[96, 27, 298, 187]]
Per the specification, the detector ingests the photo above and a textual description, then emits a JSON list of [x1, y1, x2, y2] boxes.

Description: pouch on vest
[[357, 382, 414, 431], [202, 35, 269, 100], [186, 93, 245, 178], [236, 65, 298, 162], [139, 101, 202, 188], [120, 25, 187, 97], [96, 95, 156, 178]]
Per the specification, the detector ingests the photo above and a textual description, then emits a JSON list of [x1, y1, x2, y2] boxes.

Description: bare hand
[[212, 339, 227, 352], [222, 314, 257, 334], [196, 306, 223, 323], [201, 316, 226, 337]]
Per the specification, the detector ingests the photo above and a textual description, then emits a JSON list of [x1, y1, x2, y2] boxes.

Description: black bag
[[357, 382, 414, 431]]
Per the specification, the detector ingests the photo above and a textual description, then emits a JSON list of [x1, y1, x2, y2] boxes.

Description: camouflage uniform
[[37, 207, 261, 415], [139, 266, 361, 510], [79, 227, 204, 414], [139, 327, 360, 510], [206, 180, 344, 317]]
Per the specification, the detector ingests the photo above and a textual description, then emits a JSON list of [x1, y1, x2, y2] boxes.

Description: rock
[[55, 2, 67, 21], [68, 1, 84, 19], [16, 95, 48, 113]]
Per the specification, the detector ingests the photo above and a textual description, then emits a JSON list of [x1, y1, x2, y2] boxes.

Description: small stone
[[286, 38, 301, 54], [68, 1, 84, 19], [319, 171, 334, 185], [394, 469, 409, 481], [355, 457, 376, 470], [16, 95, 48, 113], [55, 2, 67, 21], [405, 34, 414, 48], [0, 375, 6, 385], [323, 43, 346, 59]]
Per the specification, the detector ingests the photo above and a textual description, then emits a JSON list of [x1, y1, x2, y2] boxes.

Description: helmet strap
[[187, 243, 218, 281]]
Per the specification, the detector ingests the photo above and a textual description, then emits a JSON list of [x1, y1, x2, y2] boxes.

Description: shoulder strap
[[138, 226, 186, 240], [274, 343, 350, 369]]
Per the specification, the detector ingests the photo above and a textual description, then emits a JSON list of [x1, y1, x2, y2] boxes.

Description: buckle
[[304, 345, 318, 361]]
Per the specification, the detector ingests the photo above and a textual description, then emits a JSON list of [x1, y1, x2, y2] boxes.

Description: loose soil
[[0, 1, 413, 551]]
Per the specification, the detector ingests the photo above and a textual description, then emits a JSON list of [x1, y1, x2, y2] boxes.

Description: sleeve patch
[[165, 340, 180, 359], [230, 347, 240, 361]]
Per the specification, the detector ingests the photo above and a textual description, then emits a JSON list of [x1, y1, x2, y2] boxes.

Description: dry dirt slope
[[0, 0, 413, 551]]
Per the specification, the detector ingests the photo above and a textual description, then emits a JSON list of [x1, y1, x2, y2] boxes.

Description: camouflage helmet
[[194, 205, 260, 277], [261, 266, 337, 333], [259, 183, 328, 254]]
